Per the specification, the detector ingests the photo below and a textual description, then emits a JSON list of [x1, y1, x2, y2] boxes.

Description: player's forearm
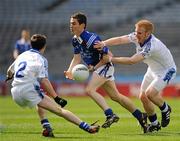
[[41, 78, 57, 98], [94, 60, 104, 70], [111, 57, 134, 65], [103, 35, 129, 46], [111, 53, 144, 65], [68, 57, 81, 72], [41, 78, 68, 108], [7, 61, 15, 76]]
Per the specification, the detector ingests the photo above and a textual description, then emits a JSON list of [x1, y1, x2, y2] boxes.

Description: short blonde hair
[[135, 20, 154, 33]]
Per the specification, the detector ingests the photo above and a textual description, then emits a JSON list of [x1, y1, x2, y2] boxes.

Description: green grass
[[1, 96, 180, 141]]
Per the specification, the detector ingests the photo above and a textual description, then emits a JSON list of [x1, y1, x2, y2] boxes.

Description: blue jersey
[[72, 30, 107, 66], [15, 39, 31, 55]]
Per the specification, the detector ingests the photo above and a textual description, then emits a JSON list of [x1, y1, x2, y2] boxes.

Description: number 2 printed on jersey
[[15, 61, 27, 78]]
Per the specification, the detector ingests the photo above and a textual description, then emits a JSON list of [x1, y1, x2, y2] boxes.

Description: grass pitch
[[0, 96, 180, 141]]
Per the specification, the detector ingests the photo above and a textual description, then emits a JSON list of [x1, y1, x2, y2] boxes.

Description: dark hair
[[71, 12, 87, 29], [30, 34, 46, 50]]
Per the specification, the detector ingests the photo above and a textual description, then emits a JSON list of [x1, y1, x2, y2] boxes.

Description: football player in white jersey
[[94, 19, 176, 132], [7, 34, 100, 136], [7, 29, 67, 137]]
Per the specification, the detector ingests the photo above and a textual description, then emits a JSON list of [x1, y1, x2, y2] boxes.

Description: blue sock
[[104, 108, 113, 117], [79, 122, 90, 131], [148, 114, 158, 125], [132, 109, 142, 120], [148, 114, 157, 122], [41, 119, 51, 129], [159, 102, 166, 111]]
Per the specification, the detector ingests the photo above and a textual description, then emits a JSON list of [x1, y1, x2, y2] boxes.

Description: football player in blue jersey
[[65, 12, 148, 133], [8, 29, 67, 137], [13, 30, 31, 59]]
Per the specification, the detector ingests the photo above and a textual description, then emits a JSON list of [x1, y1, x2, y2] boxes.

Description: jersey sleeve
[[37, 57, 48, 78], [80, 31, 101, 46], [72, 38, 80, 54]]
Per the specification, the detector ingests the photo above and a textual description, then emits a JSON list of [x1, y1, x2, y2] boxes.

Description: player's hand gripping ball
[[72, 64, 89, 82]]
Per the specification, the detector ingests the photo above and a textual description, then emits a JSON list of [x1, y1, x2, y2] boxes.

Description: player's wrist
[[88, 65, 96, 72], [91, 66, 96, 72], [102, 41, 106, 47], [109, 56, 112, 62], [54, 96, 67, 108]]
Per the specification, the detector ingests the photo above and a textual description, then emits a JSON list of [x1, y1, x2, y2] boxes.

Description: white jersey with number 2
[[12, 49, 48, 87]]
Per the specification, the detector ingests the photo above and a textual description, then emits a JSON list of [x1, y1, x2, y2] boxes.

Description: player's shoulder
[[16, 39, 21, 43], [25, 50, 44, 59], [151, 34, 162, 43], [151, 35, 166, 48], [87, 30, 99, 37]]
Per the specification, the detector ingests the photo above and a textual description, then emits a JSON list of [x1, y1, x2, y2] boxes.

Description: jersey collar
[[30, 49, 41, 54], [140, 35, 152, 47]]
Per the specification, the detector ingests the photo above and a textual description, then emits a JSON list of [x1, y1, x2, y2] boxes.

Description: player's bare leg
[[139, 91, 161, 132], [102, 81, 148, 133], [86, 72, 119, 128], [145, 87, 171, 128], [37, 107, 54, 137], [38, 95, 100, 134], [102, 81, 137, 112], [86, 73, 110, 110], [139, 92, 156, 115]]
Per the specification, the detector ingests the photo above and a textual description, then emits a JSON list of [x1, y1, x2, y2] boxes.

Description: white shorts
[[141, 67, 176, 92], [95, 62, 115, 81], [11, 84, 44, 108]]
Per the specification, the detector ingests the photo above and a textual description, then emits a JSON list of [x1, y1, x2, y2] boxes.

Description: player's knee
[[109, 95, 119, 102], [139, 93, 148, 103], [145, 90, 153, 100], [85, 86, 95, 96]]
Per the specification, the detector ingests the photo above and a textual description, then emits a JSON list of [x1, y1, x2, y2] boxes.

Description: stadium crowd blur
[[0, 0, 179, 96]]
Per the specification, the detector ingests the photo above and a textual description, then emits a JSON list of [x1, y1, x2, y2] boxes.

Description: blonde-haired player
[[95, 19, 176, 132]]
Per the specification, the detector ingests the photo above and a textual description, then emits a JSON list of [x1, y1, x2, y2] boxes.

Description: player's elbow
[[128, 58, 138, 65]]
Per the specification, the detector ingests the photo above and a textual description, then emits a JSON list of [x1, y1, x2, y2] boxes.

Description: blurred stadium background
[[0, 0, 180, 96]]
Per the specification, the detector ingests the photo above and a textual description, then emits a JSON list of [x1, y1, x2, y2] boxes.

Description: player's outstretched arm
[[41, 78, 67, 107], [64, 54, 81, 80], [109, 53, 145, 65], [5, 61, 15, 82], [94, 35, 130, 50]]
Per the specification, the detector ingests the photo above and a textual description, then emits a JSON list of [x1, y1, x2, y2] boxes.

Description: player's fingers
[[94, 41, 103, 49], [97, 47, 103, 51], [64, 71, 67, 76], [88, 65, 94, 72], [64, 71, 73, 80], [64, 71, 69, 78], [5, 77, 11, 82]]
